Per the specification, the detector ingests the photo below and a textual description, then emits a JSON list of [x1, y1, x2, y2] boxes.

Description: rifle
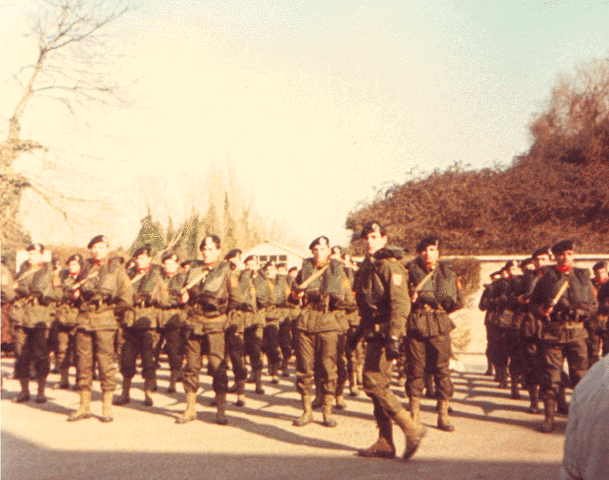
[[413, 266, 436, 293], [295, 264, 329, 291], [183, 268, 210, 291], [70, 269, 99, 291]]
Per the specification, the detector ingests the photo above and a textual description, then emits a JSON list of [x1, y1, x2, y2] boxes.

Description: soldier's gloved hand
[[385, 336, 401, 361]]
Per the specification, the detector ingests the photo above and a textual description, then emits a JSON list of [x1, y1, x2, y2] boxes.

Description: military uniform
[[596, 280, 609, 357], [406, 259, 461, 396], [354, 240, 423, 460], [225, 267, 256, 404], [69, 248, 133, 422], [263, 272, 289, 382], [478, 276, 500, 376], [154, 267, 187, 393], [115, 263, 164, 406], [10, 257, 58, 402], [530, 259, 596, 432], [52, 265, 83, 389], [292, 255, 351, 427], [179, 258, 233, 424]]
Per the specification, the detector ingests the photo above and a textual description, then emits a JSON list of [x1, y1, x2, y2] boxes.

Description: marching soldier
[[519, 247, 553, 413], [291, 236, 352, 428], [478, 270, 503, 377], [10, 243, 58, 403], [177, 235, 233, 425], [114, 245, 162, 407], [530, 240, 596, 433], [154, 252, 187, 394], [52, 254, 85, 389], [587, 261, 608, 365], [406, 237, 463, 433], [224, 248, 250, 406], [262, 261, 285, 385], [242, 255, 268, 395], [68, 235, 133, 422], [352, 221, 425, 460]]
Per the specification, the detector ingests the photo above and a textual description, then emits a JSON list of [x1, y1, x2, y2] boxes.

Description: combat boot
[[35, 378, 47, 403], [528, 385, 541, 414], [215, 393, 228, 425], [356, 364, 364, 386], [176, 391, 197, 424], [540, 398, 556, 433], [510, 375, 521, 399], [100, 390, 114, 422], [235, 380, 246, 407], [497, 366, 509, 389], [254, 369, 265, 394], [409, 396, 421, 425], [335, 393, 346, 410], [143, 378, 155, 407], [357, 437, 396, 459], [167, 370, 178, 394], [280, 358, 290, 377], [14, 379, 30, 402], [57, 368, 70, 390], [293, 395, 313, 426], [484, 359, 494, 376], [348, 370, 358, 397], [437, 399, 455, 432], [113, 377, 132, 405], [322, 394, 337, 427], [67, 389, 92, 421], [269, 362, 280, 385], [392, 408, 426, 461]]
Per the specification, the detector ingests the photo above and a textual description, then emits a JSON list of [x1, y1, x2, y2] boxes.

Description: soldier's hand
[[385, 336, 401, 361], [180, 290, 189, 303]]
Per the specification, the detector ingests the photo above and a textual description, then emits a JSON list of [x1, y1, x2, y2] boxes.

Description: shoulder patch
[[392, 273, 403, 286]]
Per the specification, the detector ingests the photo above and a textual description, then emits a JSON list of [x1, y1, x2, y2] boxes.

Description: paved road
[[1, 352, 565, 480]]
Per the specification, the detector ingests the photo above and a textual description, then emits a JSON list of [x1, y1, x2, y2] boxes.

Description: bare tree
[[0, 0, 131, 250]]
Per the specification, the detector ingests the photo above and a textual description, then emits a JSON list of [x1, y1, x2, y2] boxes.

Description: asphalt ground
[[1, 350, 565, 480]]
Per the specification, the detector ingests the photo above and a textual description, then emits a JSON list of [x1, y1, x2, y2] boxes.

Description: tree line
[[346, 55, 609, 255]]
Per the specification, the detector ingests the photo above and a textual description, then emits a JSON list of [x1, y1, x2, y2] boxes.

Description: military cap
[[162, 252, 179, 264], [309, 236, 330, 250], [592, 260, 608, 272], [224, 249, 242, 261], [133, 244, 152, 258], [490, 270, 503, 278], [200, 235, 221, 250], [503, 260, 519, 270], [551, 240, 575, 255], [26, 243, 44, 252], [180, 260, 192, 268], [87, 235, 108, 249], [360, 220, 386, 239], [277, 262, 287, 269], [243, 254, 258, 264], [531, 246, 551, 259], [264, 260, 276, 270], [66, 254, 82, 265], [416, 237, 439, 253]]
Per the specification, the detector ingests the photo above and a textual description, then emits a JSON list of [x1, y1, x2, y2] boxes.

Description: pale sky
[[2, 0, 609, 250]]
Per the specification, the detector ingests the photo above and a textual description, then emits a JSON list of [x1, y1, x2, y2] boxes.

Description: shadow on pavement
[[1, 430, 561, 480]]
